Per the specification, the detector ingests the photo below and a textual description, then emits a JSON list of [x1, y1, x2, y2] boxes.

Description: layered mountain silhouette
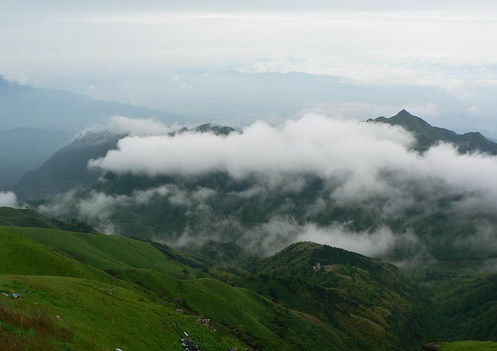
[[0, 127, 72, 187], [0, 75, 180, 132], [12, 123, 235, 200], [369, 109, 497, 154]]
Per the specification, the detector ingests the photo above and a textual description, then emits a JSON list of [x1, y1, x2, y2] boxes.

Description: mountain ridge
[[369, 109, 497, 154]]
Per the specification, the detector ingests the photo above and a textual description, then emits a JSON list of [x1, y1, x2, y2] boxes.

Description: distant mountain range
[[0, 75, 182, 132], [0, 127, 72, 187], [12, 132, 123, 200], [12, 123, 234, 200], [0, 75, 194, 187]]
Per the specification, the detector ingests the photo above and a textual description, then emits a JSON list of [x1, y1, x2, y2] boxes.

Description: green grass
[[442, 341, 497, 351], [3, 223, 494, 351], [111, 268, 352, 350], [0, 226, 356, 350], [2, 226, 199, 277], [0, 227, 112, 283], [0, 275, 245, 351], [0, 207, 92, 232]]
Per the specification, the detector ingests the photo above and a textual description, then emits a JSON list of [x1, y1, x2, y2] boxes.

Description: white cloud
[[294, 223, 418, 257], [40, 114, 497, 259], [89, 114, 415, 181], [4, 10, 497, 94], [88, 113, 497, 201], [0, 192, 18, 208], [78, 116, 171, 138], [39, 186, 174, 234]]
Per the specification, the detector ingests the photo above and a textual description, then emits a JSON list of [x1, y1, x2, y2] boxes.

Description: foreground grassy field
[[0, 275, 245, 351]]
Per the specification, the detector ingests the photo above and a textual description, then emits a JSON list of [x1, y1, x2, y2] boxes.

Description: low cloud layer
[[38, 114, 497, 261], [89, 114, 497, 199], [89, 114, 414, 178], [79, 116, 172, 138], [0, 191, 18, 208], [294, 224, 418, 257]]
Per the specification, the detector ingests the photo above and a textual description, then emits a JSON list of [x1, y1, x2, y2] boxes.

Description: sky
[[2, 0, 497, 134]]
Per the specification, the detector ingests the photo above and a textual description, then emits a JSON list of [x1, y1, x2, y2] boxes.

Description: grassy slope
[[13, 226, 198, 277], [0, 226, 354, 351], [0, 275, 244, 351], [95, 267, 352, 350], [0, 227, 111, 282], [0, 207, 94, 232], [2, 219, 494, 350], [442, 341, 497, 351], [0, 207, 68, 230], [0, 226, 248, 350]]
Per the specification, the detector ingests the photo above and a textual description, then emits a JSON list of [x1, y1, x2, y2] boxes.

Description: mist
[[89, 114, 497, 198], [38, 114, 497, 260], [0, 191, 18, 208]]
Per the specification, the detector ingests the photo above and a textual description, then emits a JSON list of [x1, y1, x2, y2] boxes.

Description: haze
[[2, 0, 497, 135]]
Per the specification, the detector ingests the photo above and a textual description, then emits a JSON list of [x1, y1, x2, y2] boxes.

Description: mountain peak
[[392, 109, 426, 122], [396, 109, 413, 117], [387, 109, 433, 129]]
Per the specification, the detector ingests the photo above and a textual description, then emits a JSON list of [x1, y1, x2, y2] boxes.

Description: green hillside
[[0, 208, 495, 350], [0, 206, 94, 232], [0, 223, 359, 350], [243, 242, 431, 351], [0, 275, 245, 351], [16, 227, 198, 278]]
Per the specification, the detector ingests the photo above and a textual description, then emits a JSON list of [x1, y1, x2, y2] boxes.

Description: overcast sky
[[2, 0, 497, 133]]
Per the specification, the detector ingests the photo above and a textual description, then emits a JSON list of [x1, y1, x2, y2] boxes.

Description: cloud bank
[[39, 114, 497, 261], [89, 114, 414, 179], [89, 113, 497, 199], [0, 191, 18, 208], [78, 116, 171, 138]]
